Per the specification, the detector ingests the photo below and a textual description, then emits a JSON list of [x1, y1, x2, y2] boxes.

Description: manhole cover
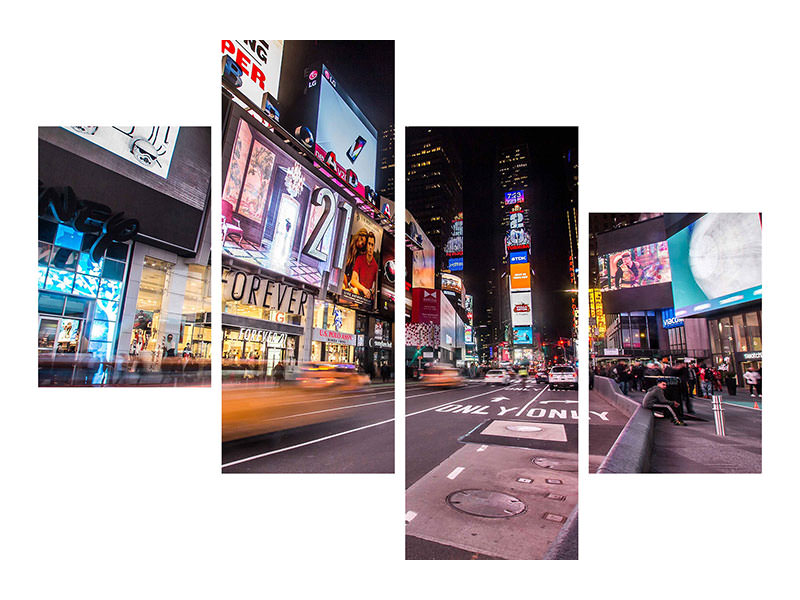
[[446, 489, 526, 518], [532, 457, 579, 472], [506, 425, 543, 433]]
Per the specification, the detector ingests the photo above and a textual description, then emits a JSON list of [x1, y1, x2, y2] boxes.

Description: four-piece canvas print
[[35, 39, 763, 561]]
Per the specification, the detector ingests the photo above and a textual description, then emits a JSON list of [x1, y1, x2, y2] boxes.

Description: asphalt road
[[588, 390, 629, 473], [221, 383, 394, 473], [405, 378, 579, 560]]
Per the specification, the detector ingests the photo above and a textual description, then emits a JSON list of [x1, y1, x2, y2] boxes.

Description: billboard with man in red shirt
[[341, 210, 383, 309]]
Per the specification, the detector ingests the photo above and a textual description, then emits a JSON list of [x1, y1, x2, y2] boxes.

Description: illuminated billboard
[[505, 229, 531, 252], [509, 250, 528, 264], [441, 273, 464, 297], [341, 210, 384, 310], [511, 290, 533, 326], [667, 213, 761, 317], [221, 40, 284, 106], [598, 241, 671, 291], [509, 263, 531, 290], [222, 117, 353, 290], [407, 210, 436, 289], [513, 326, 533, 345], [465, 325, 474, 345], [448, 257, 464, 271], [312, 65, 378, 196], [504, 190, 524, 205], [444, 212, 464, 257]]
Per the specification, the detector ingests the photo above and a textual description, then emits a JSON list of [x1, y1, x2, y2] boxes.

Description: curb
[[594, 377, 654, 474], [543, 506, 578, 560]]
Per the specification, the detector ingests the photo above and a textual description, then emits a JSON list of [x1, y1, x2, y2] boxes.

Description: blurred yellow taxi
[[420, 365, 464, 388], [296, 362, 370, 391]]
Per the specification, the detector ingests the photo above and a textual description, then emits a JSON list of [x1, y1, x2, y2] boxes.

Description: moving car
[[296, 362, 369, 391], [484, 369, 511, 385], [421, 365, 464, 387], [548, 365, 578, 390], [535, 370, 549, 383]]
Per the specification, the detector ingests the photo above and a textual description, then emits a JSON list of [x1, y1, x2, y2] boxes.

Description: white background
[[3, 2, 797, 598]]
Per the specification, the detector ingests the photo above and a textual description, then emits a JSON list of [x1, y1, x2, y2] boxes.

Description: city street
[[588, 389, 628, 472], [405, 378, 580, 560], [221, 383, 394, 473]]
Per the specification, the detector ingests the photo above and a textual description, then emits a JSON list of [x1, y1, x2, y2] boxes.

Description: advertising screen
[[667, 213, 761, 317], [379, 234, 395, 310], [408, 211, 436, 289], [444, 212, 464, 257], [464, 325, 474, 345], [222, 40, 284, 106], [222, 117, 351, 289], [315, 67, 378, 192], [341, 210, 384, 309], [509, 263, 531, 290], [511, 290, 533, 326], [440, 293, 456, 350], [509, 250, 528, 264], [447, 257, 464, 271], [441, 273, 464, 296], [504, 190, 524, 205], [411, 288, 440, 324], [505, 229, 531, 251], [598, 241, 671, 291], [513, 326, 533, 345]]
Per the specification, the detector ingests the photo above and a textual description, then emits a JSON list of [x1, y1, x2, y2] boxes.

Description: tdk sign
[[509, 251, 528, 264]]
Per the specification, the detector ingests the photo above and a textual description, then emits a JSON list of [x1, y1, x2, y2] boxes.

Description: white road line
[[405, 388, 501, 417], [405, 511, 418, 523], [255, 398, 394, 423], [221, 417, 395, 469], [477, 445, 488, 452], [515, 385, 551, 417], [447, 467, 465, 480]]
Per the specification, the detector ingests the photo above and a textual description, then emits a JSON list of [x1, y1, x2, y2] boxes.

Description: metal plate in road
[[459, 420, 578, 451], [482, 420, 568, 442], [447, 489, 526, 518], [532, 456, 579, 472]]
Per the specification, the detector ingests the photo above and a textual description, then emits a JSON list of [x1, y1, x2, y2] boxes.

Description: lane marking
[[477, 445, 488, 452], [447, 467, 465, 480], [221, 417, 395, 469], [405, 388, 501, 417], [515, 385, 551, 417], [405, 511, 417, 523]]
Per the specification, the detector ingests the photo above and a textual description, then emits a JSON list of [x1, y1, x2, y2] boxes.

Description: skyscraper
[[379, 125, 394, 200]]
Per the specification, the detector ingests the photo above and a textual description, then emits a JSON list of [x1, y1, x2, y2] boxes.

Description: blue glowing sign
[[661, 308, 684, 329], [448, 257, 464, 271], [509, 251, 528, 264], [504, 190, 524, 205]]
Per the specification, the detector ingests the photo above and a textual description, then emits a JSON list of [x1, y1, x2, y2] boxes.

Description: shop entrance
[[38, 316, 83, 356]]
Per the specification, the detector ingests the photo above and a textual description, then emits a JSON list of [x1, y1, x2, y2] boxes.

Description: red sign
[[411, 288, 440, 324]]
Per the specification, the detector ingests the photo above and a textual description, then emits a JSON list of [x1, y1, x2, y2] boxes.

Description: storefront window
[[732, 314, 748, 352], [223, 299, 303, 326], [38, 220, 130, 360], [746, 311, 761, 351], [129, 256, 173, 355], [708, 319, 721, 355], [313, 303, 356, 334], [180, 264, 211, 358]]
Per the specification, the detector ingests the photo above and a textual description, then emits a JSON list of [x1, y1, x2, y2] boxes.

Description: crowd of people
[[594, 357, 762, 426]]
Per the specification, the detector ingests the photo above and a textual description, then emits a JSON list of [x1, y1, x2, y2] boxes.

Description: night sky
[[441, 127, 578, 341], [279, 40, 395, 133]]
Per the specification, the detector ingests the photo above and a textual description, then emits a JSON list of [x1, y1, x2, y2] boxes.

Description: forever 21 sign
[[223, 267, 311, 316]]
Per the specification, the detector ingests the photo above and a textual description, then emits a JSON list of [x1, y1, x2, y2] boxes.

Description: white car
[[548, 365, 577, 390], [485, 369, 511, 385]]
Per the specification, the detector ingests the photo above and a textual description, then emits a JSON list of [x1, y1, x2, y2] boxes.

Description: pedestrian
[[273, 361, 285, 386], [631, 361, 644, 392], [381, 362, 390, 383], [676, 362, 694, 415], [616, 360, 630, 395], [724, 369, 737, 395], [699, 364, 714, 398], [744, 367, 761, 397], [757, 366, 762, 397], [642, 380, 686, 426]]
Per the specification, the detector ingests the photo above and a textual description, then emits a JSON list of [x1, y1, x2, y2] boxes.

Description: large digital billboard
[[510, 262, 532, 290], [407, 211, 436, 289], [314, 65, 378, 194], [598, 241, 671, 291], [444, 212, 464, 257], [667, 213, 761, 317], [511, 290, 533, 326], [513, 326, 533, 345], [504, 190, 524, 205], [222, 116, 353, 290]]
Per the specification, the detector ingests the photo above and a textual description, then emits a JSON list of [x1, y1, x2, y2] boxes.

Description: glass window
[[105, 242, 129, 261], [38, 265, 48, 289], [39, 242, 51, 265], [50, 247, 79, 271], [54, 224, 83, 251], [64, 297, 90, 318], [39, 292, 65, 315], [129, 256, 173, 353], [96, 299, 120, 321], [78, 253, 103, 276], [718, 317, 735, 355], [98, 279, 123, 302], [90, 320, 116, 343], [746, 311, 761, 351], [101, 259, 126, 281], [732, 314, 747, 352], [73, 274, 100, 298], [39, 219, 57, 243], [87, 341, 112, 361], [38, 318, 59, 351], [80, 233, 99, 253], [55, 318, 81, 353], [45, 268, 75, 293]]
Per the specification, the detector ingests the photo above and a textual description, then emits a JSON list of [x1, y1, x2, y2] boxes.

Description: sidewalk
[[625, 387, 761, 473]]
